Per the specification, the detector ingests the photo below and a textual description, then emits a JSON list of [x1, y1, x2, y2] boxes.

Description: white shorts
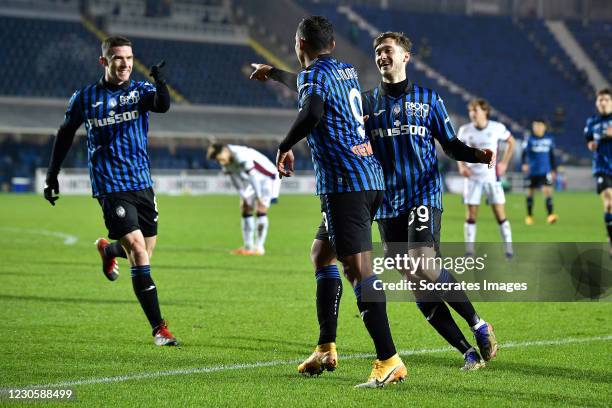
[[463, 179, 505, 205], [242, 177, 281, 208]]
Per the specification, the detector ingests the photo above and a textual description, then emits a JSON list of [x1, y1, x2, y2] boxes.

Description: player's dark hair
[[468, 98, 491, 117], [207, 143, 226, 160], [532, 118, 547, 125], [373, 32, 412, 53], [101, 35, 132, 58], [596, 88, 611, 97], [296, 16, 334, 53]]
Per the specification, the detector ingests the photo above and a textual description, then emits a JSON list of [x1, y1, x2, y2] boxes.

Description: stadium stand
[[567, 20, 612, 82], [0, 13, 286, 106], [298, 1, 596, 151]]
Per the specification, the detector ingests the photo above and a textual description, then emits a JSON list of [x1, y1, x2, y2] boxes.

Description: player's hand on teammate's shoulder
[[149, 60, 166, 84], [276, 149, 294, 178], [43, 173, 60, 206], [250, 63, 274, 81]]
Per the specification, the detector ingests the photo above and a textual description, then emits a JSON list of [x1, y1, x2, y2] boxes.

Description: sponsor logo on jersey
[[87, 110, 139, 128], [120, 90, 140, 106], [371, 125, 428, 138], [405, 102, 430, 118]]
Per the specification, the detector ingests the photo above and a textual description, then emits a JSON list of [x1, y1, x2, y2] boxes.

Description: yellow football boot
[[297, 342, 338, 376], [354, 353, 407, 388]]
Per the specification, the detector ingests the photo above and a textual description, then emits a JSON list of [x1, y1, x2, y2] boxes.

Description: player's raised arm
[[142, 60, 170, 113], [250, 63, 298, 93], [44, 91, 84, 206]]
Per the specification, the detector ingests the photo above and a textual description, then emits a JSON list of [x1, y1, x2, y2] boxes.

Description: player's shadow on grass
[[0, 294, 199, 307]]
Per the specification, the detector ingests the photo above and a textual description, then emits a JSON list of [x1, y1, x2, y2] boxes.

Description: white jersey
[[223, 144, 280, 207], [457, 120, 511, 182]]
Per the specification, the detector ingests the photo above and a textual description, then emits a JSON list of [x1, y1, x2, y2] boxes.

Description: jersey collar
[[306, 53, 334, 69], [98, 76, 131, 92], [378, 79, 413, 97]]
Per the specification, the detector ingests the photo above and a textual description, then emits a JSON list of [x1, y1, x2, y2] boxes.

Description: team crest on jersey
[[109, 98, 117, 108], [115, 206, 126, 218], [393, 103, 401, 117], [120, 90, 140, 106], [405, 102, 430, 118]]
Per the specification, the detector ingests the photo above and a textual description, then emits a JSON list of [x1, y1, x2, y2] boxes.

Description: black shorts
[[526, 174, 553, 189], [377, 205, 442, 254], [97, 188, 158, 240], [315, 190, 383, 258], [595, 173, 612, 194]]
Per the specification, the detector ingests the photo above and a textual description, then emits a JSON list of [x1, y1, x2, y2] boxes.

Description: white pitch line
[[7, 334, 611, 390], [0, 227, 78, 245]]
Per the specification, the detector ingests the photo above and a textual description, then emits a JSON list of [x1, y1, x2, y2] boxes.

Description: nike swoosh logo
[[92, 102, 103, 107], [373, 109, 386, 116], [360, 310, 368, 319], [416, 226, 428, 231], [143, 285, 156, 292]]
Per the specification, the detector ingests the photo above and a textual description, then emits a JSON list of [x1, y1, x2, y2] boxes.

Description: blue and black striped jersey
[[522, 133, 555, 176], [584, 114, 612, 176], [362, 82, 456, 218], [62, 78, 158, 197], [297, 55, 384, 194]]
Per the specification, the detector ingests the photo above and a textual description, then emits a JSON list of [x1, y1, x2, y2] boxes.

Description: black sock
[[416, 295, 472, 354], [315, 265, 343, 345], [354, 275, 397, 361], [434, 269, 480, 327], [105, 241, 127, 258], [131, 265, 163, 329], [545, 197, 553, 215], [605, 213, 612, 242], [526, 196, 534, 216]]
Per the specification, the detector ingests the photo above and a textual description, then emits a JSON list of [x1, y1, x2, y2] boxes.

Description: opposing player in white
[[207, 143, 280, 255], [457, 99, 516, 259]]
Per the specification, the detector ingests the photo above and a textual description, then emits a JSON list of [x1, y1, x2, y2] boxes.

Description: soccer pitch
[[1, 192, 610, 407]]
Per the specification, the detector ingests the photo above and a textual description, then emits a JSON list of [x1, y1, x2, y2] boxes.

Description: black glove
[[149, 60, 166, 84], [44, 173, 59, 206]]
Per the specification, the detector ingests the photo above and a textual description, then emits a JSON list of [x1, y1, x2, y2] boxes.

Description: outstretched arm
[[250, 63, 298, 93], [439, 137, 494, 165]]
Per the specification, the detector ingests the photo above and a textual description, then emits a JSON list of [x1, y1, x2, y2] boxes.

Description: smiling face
[[99, 45, 133, 85], [375, 37, 410, 82]]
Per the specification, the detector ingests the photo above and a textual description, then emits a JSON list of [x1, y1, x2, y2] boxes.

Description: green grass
[[1, 192, 610, 407]]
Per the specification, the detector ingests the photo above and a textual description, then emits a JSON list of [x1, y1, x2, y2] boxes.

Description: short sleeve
[[430, 94, 456, 143], [498, 123, 511, 141], [139, 81, 157, 112], [63, 90, 84, 129], [297, 68, 328, 109], [584, 117, 594, 142]]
